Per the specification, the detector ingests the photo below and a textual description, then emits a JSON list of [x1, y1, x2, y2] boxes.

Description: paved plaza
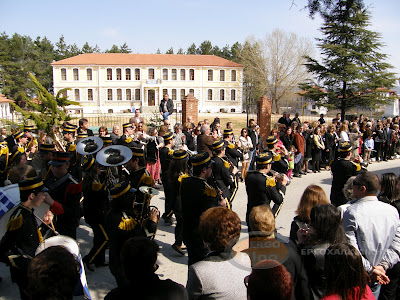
[[1, 159, 399, 299]]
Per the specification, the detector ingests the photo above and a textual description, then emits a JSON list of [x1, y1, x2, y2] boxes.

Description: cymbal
[[139, 186, 159, 195]]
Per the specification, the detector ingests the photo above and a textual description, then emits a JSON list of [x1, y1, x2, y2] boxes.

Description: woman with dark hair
[[324, 124, 337, 169], [322, 243, 375, 300], [297, 204, 347, 299], [167, 150, 189, 256], [311, 127, 325, 172], [378, 172, 399, 204], [281, 126, 294, 150], [98, 126, 109, 137], [374, 123, 385, 162], [145, 127, 162, 184], [289, 185, 330, 243], [186, 207, 250, 300], [239, 128, 253, 180]]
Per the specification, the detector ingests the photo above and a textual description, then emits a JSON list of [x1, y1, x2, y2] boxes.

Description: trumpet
[[138, 186, 160, 240], [269, 170, 291, 186], [51, 126, 66, 152]]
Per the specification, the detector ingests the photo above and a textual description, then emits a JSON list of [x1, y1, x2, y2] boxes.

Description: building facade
[[51, 53, 244, 114]]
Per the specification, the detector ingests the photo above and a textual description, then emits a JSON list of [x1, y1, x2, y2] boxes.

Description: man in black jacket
[[159, 94, 174, 121], [77, 118, 94, 136], [247, 119, 258, 170]]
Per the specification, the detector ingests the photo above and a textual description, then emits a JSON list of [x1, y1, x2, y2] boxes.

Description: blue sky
[[2, 0, 399, 74]]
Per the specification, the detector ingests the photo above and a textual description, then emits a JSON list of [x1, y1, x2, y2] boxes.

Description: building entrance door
[[148, 90, 155, 106]]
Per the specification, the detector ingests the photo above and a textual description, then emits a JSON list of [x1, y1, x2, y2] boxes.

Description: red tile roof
[[51, 53, 244, 68], [0, 94, 15, 104]]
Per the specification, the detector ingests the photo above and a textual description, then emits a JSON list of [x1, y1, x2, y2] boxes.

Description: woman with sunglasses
[[239, 128, 253, 181]]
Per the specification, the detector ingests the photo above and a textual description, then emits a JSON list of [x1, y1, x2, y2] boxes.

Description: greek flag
[[0, 184, 20, 219]]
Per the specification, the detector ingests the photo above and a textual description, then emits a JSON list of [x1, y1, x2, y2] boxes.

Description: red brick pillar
[[257, 95, 272, 148], [182, 94, 199, 125]]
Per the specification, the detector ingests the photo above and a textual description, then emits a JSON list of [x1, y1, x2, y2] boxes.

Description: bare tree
[[241, 29, 313, 113]]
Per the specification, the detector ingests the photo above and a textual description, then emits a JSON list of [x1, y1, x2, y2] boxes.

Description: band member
[[24, 125, 38, 161], [0, 177, 49, 300], [330, 141, 362, 207], [0, 141, 9, 186], [101, 136, 113, 148], [223, 129, 242, 168], [117, 123, 139, 147], [168, 150, 189, 256], [62, 123, 81, 181], [106, 181, 158, 287], [180, 152, 223, 265], [30, 143, 55, 179], [5, 126, 20, 149], [43, 151, 82, 239], [264, 136, 289, 175], [211, 139, 238, 207], [82, 155, 109, 272], [245, 152, 287, 225], [159, 131, 175, 224]]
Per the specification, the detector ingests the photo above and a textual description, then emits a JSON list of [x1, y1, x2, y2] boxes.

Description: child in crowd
[[363, 134, 374, 163], [287, 145, 296, 179]]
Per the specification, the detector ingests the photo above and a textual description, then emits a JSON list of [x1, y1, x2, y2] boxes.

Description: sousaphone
[[96, 145, 132, 167], [76, 136, 104, 155]]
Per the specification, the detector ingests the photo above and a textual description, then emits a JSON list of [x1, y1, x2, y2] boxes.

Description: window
[[108, 109, 113, 113], [171, 89, 176, 100], [126, 69, 131, 80], [117, 89, 122, 100], [189, 69, 194, 80], [220, 70, 225, 81], [231, 70, 237, 81], [135, 68, 140, 80], [61, 68, 66, 80], [208, 70, 213, 81], [74, 89, 80, 101], [172, 69, 177, 80], [220, 89, 225, 100], [126, 89, 131, 100], [231, 89, 236, 101], [163, 89, 168, 96], [107, 68, 112, 80], [180, 69, 186, 80], [189, 89, 194, 95], [135, 89, 140, 101], [148, 68, 154, 79], [107, 89, 113, 100], [87, 68, 92, 81], [116, 68, 122, 80], [180, 89, 186, 101], [208, 89, 212, 100], [88, 89, 93, 101], [61, 90, 67, 98], [73, 68, 79, 81], [163, 68, 168, 80]]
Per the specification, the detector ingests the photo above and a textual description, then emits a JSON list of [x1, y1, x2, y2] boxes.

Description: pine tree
[[302, 0, 397, 120], [12, 72, 78, 134]]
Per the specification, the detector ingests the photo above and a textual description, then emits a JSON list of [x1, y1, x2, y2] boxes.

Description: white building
[[0, 94, 15, 121], [51, 53, 244, 114]]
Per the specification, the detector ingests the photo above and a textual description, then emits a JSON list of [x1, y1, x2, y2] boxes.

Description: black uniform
[[66, 142, 82, 181], [128, 167, 154, 216], [180, 176, 219, 265], [82, 180, 109, 266], [159, 146, 174, 218], [330, 159, 361, 206], [45, 173, 82, 239], [245, 170, 286, 224], [212, 156, 236, 205], [267, 150, 289, 174], [224, 140, 242, 168], [0, 204, 43, 300]]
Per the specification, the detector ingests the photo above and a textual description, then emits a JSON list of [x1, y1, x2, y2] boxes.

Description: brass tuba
[[138, 186, 160, 240]]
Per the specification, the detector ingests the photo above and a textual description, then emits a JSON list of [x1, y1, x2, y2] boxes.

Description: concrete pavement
[[1, 159, 399, 299]]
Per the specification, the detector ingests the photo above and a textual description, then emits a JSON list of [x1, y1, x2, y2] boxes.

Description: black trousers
[[83, 222, 108, 265], [161, 174, 173, 218], [379, 262, 400, 300]]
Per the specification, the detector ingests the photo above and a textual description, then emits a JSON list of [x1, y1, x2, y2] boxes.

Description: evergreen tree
[[105, 45, 121, 53], [119, 42, 131, 53], [302, 0, 397, 120], [177, 48, 185, 54], [186, 43, 197, 54], [197, 40, 213, 55], [156, 48, 161, 54], [165, 47, 174, 54]]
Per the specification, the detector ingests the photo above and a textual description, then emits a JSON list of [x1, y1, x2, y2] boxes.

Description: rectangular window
[[74, 89, 80, 101], [220, 70, 225, 81], [73, 69, 79, 81], [107, 68, 112, 80], [220, 89, 225, 100], [180, 69, 186, 80], [189, 69, 194, 80], [135, 89, 140, 101], [107, 89, 113, 100], [163, 68, 168, 80], [231, 70, 237, 81], [231, 89, 236, 101], [88, 89, 93, 101], [135, 68, 140, 80], [163, 89, 168, 97], [126, 89, 131, 100], [208, 70, 213, 81], [87, 69, 92, 81], [171, 89, 176, 100], [126, 69, 131, 80], [117, 89, 122, 100], [116, 69, 122, 80], [148, 68, 154, 79], [61, 90, 67, 98], [61, 68, 66, 80], [189, 89, 194, 95], [208, 89, 212, 100], [180, 89, 185, 101], [172, 69, 177, 80]]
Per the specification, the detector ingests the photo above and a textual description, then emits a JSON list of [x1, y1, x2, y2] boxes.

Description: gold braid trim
[[227, 142, 235, 149], [204, 183, 217, 197], [273, 154, 281, 161], [92, 181, 103, 191], [6, 214, 23, 231], [118, 217, 137, 231], [37, 228, 43, 244], [178, 173, 189, 183], [125, 136, 132, 144], [266, 177, 276, 187], [222, 158, 230, 169]]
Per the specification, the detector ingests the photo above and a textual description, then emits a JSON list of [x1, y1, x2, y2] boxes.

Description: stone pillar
[[182, 94, 199, 125], [257, 95, 272, 148]]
